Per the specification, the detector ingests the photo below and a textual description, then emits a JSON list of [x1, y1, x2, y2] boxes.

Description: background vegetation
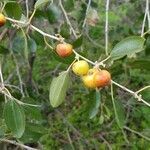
[[0, 0, 150, 149]]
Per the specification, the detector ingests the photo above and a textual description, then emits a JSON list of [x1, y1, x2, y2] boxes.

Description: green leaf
[[49, 71, 70, 108], [89, 90, 101, 119], [5, 2, 22, 20], [34, 0, 49, 9], [31, 31, 45, 47], [99, 115, 104, 125], [64, 0, 74, 12], [12, 35, 25, 53], [4, 100, 25, 138], [72, 35, 83, 48], [12, 32, 28, 59], [28, 37, 37, 53], [46, 4, 61, 24], [128, 59, 150, 71], [20, 123, 46, 143], [111, 36, 145, 60], [145, 36, 150, 55], [0, 45, 9, 54], [60, 23, 70, 39], [112, 99, 125, 128], [0, 128, 5, 139], [24, 105, 42, 121]]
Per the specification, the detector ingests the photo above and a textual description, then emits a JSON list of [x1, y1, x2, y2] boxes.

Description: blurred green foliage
[[0, 0, 150, 149]]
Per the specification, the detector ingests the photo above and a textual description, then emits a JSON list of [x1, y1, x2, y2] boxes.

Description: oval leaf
[[34, 0, 49, 9], [60, 23, 70, 39], [49, 71, 70, 108], [111, 36, 145, 60], [72, 35, 83, 48], [4, 100, 25, 138], [89, 90, 101, 119], [28, 37, 37, 53], [12, 32, 28, 59], [5, 2, 22, 20], [46, 4, 62, 24], [99, 115, 104, 125]]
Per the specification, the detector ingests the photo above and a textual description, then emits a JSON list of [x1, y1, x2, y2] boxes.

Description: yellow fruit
[[93, 70, 111, 88], [72, 60, 89, 76], [82, 68, 99, 88], [0, 13, 6, 27], [56, 43, 73, 57]]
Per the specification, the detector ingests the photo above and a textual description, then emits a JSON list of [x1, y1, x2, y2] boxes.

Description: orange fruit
[[56, 43, 73, 57]]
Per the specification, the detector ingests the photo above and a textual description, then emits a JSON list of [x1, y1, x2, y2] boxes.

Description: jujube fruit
[[82, 68, 99, 88], [0, 13, 6, 27], [72, 60, 89, 76], [56, 43, 73, 57], [93, 70, 111, 87]]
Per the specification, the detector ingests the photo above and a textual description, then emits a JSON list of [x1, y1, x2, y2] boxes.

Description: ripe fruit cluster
[[0, 13, 6, 27], [72, 60, 111, 89], [55, 43, 111, 89]]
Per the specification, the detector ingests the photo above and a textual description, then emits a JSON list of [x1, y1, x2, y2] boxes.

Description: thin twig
[[82, 0, 92, 28], [142, 28, 150, 37], [44, 36, 54, 50], [141, 11, 147, 36], [0, 1, 6, 12], [0, 139, 38, 150], [95, 55, 111, 67], [112, 80, 150, 107], [0, 87, 41, 107], [124, 126, 150, 141], [4, 84, 22, 92], [28, 9, 36, 23], [59, 0, 77, 38], [111, 80, 135, 94], [110, 83, 129, 144], [105, 0, 110, 56], [67, 59, 77, 72], [0, 62, 4, 88], [73, 49, 95, 65], [5, 17, 61, 41], [13, 55, 25, 97], [66, 128, 75, 150], [99, 135, 112, 150], [141, 0, 149, 36], [25, 0, 29, 18], [5, 17, 28, 25], [136, 85, 150, 94], [30, 25, 61, 41], [0, 28, 8, 41], [146, 0, 150, 29]]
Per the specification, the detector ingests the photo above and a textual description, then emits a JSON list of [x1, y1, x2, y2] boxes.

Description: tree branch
[[0, 139, 38, 150]]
